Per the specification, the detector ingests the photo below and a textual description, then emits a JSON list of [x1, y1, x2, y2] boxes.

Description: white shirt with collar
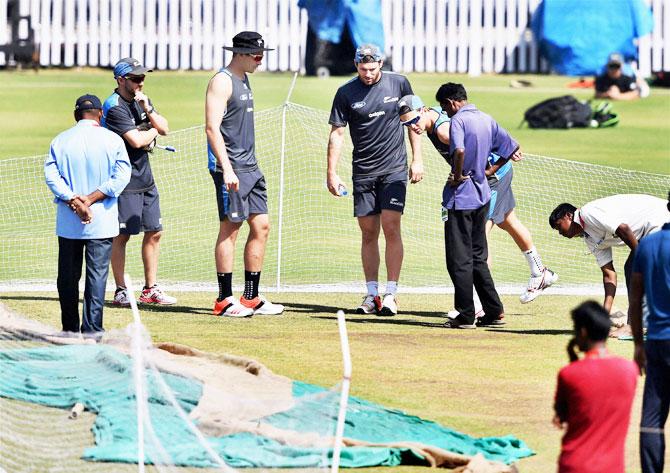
[[574, 194, 669, 268]]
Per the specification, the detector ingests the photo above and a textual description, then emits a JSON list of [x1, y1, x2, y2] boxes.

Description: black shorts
[[211, 168, 268, 223], [487, 168, 516, 225], [118, 186, 162, 235], [352, 170, 407, 217]]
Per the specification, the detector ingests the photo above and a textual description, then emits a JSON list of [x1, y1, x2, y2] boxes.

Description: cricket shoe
[[139, 284, 177, 305], [520, 268, 559, 304], [378, 293, 398, 316], [447, 306, 485, 320], [239, 295, 284, 315], [112, 287, 131, 307], [356, 294, 382, 314], [213, 296, 254, 317]]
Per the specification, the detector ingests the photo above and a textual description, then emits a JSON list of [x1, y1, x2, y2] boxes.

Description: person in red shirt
[[553, 301, 638, 473]]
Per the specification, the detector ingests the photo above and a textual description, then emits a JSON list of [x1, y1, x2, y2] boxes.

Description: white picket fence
[[0, 0, 668, 75]]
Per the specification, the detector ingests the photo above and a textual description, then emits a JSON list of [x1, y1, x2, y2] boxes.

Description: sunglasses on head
[[125, 76, 145, 84], [401, 115, 420, 126]]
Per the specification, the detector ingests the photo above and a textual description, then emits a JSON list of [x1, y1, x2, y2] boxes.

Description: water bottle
[[337, 184, 349, 197]]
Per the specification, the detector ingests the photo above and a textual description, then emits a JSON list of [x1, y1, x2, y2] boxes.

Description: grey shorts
[[352, 169, 407, 217], [211, 168, 268, 223], [118, 186, 163, 235], [487, 168, 516, 225]]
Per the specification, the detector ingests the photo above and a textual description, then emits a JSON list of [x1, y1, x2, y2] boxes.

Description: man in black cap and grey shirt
[[206, 31, 284, 317], [327, 44, 423, 316], [102, 57, 176, 307]]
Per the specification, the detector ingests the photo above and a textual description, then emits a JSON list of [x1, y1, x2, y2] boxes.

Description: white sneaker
[[213, 296, 254, 317], [379, 293, 398, 316], [239, 295, 284, 315], [112, 287, 131, 307], [139, 284, 177, 305], [356, 294, 382, 314], [520, 268, 559, 304], [447, 307, 485, 319]]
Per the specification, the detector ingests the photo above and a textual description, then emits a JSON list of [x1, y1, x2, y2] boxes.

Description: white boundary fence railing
[[0, 0, 668, 75]]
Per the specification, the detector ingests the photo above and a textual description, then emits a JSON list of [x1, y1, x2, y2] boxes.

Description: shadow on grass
[[286, 302, 446, 319], [485, 328, 573, 336], [312, 314, 446, 329], [132, 303, 211, 315], [0, 295, 59, 302]]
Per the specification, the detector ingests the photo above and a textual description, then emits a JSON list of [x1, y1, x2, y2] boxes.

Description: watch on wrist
[[146, 106, 155, 115]]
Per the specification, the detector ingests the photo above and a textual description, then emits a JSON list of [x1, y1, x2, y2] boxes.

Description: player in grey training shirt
[[205, 31, 284, 318], [327, 44, 423, 317]]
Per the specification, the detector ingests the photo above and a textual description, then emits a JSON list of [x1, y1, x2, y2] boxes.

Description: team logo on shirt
[[240, 94, 249, 101], [351, 101, 366, 109], [368, 111, 385, 118], [383, 96, 399, 103]]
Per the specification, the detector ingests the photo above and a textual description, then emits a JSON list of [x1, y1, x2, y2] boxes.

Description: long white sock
[[523, 246, 545, 277], [386, 281, 398, 295], [366, 281, 379, 296]]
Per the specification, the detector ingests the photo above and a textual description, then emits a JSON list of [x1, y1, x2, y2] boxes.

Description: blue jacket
[[45, 120, 131, 239]]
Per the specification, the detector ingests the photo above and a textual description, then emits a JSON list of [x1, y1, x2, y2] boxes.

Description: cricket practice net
[[1, 103, 669, 294]]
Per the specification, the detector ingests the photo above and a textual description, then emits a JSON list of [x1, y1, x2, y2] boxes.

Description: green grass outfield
[[0, 292, 653, 472], [0, 70, 669, 472], [1, 69, 669, 173]]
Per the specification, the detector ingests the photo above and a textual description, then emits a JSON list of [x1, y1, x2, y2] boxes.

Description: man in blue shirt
[[630, 191, 670, 473], [45, 94, 130, 336], [397, 95, 558, 309], [436, 83, 519, 329]]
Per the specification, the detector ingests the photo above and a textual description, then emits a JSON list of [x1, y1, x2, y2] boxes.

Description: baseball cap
[[397, 95, 424, 115], [74, 94, 102, 111], [113, 57, 152, 78], [607, 53, 624, 67], [354, 44, 384, 63]]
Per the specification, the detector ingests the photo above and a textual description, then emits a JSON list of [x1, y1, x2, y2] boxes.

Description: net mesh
[[1, 103, 668, 292], [0, 304, 340, 472]]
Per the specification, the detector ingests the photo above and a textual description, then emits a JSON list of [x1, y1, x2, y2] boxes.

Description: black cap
[[113, 57, 153, 78], [223, 31, 274, 54], [75, 94, 102, 111]]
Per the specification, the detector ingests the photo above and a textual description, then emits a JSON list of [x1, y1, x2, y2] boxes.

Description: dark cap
[[354, 44, 383, 63], [607, 53, 624, 67], [223, 31, 274, 54], [74, 94, 102, 111], [113, 57, 152, 78]]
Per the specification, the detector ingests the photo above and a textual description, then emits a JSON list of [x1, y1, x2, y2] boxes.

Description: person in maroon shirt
[[553, 301, 638, 473]]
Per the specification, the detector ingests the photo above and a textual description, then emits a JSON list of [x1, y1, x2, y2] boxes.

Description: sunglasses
[[401, 115, 420, 126], [247, 54, 264, 63], [125, 76, 145, 84]]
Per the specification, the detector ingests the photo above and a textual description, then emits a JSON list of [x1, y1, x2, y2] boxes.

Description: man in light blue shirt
[[45, 94, 130, 336]]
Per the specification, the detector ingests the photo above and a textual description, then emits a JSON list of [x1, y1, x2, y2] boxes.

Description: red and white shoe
[[520, 268, 559, 304], [213, 296, 254, 317], [139, 284, 177, 305], [239, 295, 284, 315], [356, 294, 382, 314]]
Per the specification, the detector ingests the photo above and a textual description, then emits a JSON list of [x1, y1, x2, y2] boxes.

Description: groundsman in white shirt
[[549, 194, 669, 315]]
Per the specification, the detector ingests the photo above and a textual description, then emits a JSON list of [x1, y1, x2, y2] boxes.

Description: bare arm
[[615, 223, 638, 251], [447, 148, 469, 187], [407, 126, 423, 183], [326, 125, 346, 196], [600, 261, 617, 313], [629, 271, 646, 373], [122, 127, 159, 149], [205, 73, 240, 192]]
